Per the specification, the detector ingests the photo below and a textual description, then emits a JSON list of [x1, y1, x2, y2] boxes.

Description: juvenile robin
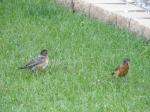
[[112, 58, 130, 77], [19, 49, 49, 71]]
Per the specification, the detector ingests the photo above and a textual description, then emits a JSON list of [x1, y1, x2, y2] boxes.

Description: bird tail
[[18, 66, 27, 69], [111, 72, 115, 76]]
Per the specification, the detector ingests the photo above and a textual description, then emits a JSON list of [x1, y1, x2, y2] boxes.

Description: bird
[[19, 49, 49, 71], [112, 58, 130, 77]]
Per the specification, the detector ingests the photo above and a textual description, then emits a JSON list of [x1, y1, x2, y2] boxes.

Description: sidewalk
[[56, 0, 150, 40]]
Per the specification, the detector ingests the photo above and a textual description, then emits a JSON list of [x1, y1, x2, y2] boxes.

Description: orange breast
[[36, 62, 45, 70], [116, 65, 129, 76], [35, 57, 48, 70]]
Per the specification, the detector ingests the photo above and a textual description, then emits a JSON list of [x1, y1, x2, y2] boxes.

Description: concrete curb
[[56, 0, 150, 40]]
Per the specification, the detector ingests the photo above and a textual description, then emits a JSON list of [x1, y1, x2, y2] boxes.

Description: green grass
[[0, 0, 150, 111]]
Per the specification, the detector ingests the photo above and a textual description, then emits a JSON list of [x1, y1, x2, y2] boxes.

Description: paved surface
[[56, 0, 150, 40]]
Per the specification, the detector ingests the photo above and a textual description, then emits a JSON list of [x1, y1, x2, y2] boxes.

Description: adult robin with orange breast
[[19, 49, 49, 71], [112, 58, 130, 77]]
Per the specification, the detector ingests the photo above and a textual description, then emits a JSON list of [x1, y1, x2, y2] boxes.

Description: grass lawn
[[0, 0, 150, 111]]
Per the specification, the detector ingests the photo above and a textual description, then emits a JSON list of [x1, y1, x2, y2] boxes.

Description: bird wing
[[25, 55, 45, 68], [115, 64, 121, 71], [112, 64, 120, 75]]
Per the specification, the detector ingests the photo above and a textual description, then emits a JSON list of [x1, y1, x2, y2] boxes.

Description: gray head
[[123, 58, 130, 64], [40, 49, 48, 56]]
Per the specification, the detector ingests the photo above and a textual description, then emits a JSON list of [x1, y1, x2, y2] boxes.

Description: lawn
[[0, 0, 150, 112]]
